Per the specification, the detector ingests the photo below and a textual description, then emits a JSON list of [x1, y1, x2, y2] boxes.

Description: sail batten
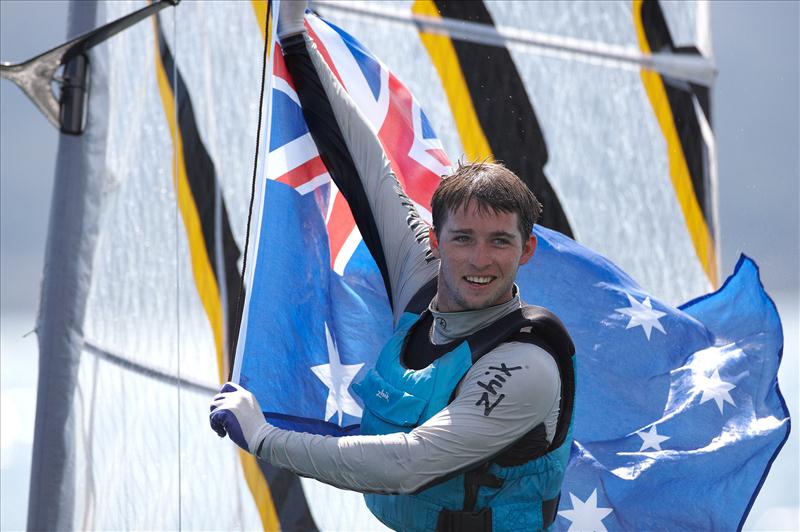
[[313, 0, 716, 85], [83, 341, 218, 394]]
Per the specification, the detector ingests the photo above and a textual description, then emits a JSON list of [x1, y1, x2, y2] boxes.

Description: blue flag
[[236, 13, 790, 530], [516, 228, 789, 530]]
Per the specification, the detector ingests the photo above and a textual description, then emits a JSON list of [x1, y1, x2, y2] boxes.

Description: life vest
[[353, 305, 576, 531]]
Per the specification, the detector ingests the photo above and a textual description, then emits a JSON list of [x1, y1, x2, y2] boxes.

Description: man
[[210, 4, 575, 530]]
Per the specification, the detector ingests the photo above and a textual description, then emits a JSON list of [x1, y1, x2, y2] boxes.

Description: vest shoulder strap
[[467, 304, 575, 363]]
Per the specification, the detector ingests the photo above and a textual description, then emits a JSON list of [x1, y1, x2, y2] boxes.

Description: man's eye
[[493, 239, 511, 246], [454, 235, 471, 243]]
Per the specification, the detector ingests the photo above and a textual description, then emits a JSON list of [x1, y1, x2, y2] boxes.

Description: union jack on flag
[[267, 15, 449, 275]]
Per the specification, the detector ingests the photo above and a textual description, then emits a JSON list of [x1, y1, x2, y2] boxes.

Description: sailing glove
[[210, 382, 270, 453]]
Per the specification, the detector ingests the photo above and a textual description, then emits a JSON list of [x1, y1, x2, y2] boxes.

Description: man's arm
[[279, 9, 438, 322], [211, 343, 561, 494]]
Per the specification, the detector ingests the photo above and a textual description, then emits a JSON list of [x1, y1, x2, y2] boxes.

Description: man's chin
[[462, 283, 518, 311], [456, 292, 501, 312]]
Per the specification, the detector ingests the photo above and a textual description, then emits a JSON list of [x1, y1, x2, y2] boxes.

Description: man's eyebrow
[[446, 228, 519, 240], [490, 231, 519, 240]]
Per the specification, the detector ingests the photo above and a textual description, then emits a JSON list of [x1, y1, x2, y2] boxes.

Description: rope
[[229, 0, 272, 381]]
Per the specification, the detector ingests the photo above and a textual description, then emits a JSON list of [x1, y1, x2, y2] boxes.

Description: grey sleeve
[[256, 342, 561, 494], [297, 34, 439, 322]]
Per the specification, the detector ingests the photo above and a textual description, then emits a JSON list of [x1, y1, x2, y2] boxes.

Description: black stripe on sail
[[258, 464, 318, 530], [282, 33, 396, 307], [433, 0, 573, 237], [221, 211, 243, 355], [155, 20, 243, 367], [640, 0, 714, 232], [155, 16, 318, 532]]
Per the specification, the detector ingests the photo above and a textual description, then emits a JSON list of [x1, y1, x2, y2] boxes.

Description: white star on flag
[[310, 323, 364, 425], [615, 293, 666, 340], [697, 368, 736, 414], [636, 424, 670, 451], [558, 488, 613, 532]]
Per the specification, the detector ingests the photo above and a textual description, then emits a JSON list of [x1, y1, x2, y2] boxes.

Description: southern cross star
[[310, 323, 364, 425], [636, 424, 671, 452], [558, 488, 613, 532], [615, 293, 667, 340], [697, 368, 736, 414]]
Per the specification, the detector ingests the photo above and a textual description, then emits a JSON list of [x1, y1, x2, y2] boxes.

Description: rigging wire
[[229, 0, 272, 382]]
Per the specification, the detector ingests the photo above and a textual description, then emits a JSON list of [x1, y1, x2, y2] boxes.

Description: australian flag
[[236, 13, 447, 436], [235, 11, 790, 530]]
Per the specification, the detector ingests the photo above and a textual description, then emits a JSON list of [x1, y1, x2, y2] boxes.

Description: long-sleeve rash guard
[[258, 343, 559, 494], [256, 31, 561, 495]]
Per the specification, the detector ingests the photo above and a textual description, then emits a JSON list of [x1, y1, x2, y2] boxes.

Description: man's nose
[[469, 241, 493, 269]]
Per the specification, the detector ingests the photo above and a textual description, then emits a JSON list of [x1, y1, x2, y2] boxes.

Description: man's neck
[[428, 286, 522, 345]]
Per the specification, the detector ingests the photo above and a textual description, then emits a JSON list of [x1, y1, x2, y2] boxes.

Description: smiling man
[[210, 4, 575, 531], [429, 163, 538, 313]]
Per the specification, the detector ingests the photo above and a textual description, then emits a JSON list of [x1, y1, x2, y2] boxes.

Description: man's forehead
[[442, 203, 520, 233], [448, 199, 514, 217]]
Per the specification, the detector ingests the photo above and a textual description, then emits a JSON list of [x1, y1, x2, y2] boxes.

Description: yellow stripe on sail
[[252, 0, 270, 42], [239, 449, 280, 531], [412, 0, 493, 161], [632, 0, 718, 287], [153, 13, 281, 531], [152, 30, 226, 384]]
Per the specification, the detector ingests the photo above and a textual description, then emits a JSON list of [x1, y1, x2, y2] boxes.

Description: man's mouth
[[464, 275, 495, 286]]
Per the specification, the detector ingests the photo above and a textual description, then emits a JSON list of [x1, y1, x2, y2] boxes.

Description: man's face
[[429, 202, 536, 313]]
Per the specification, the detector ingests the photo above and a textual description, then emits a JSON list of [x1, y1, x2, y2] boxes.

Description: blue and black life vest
[[353, 299, 576, 532]]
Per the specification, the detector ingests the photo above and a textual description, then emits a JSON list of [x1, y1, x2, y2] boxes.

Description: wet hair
[[431, 160, 542, 241]]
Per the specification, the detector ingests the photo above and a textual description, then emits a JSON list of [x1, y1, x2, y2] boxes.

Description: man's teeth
[[465, 276, 493, 285]]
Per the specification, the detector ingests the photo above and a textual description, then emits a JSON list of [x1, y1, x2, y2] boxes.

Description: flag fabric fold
[[236, 12, 789, 530]]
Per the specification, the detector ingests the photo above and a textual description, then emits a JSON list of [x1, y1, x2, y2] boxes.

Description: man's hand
[[209, 382, 270, 454], [277, 0, 307, 40]]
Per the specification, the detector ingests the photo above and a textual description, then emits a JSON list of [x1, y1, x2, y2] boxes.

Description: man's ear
[[429, 226, 440, 259], [519, 234, 537, 265]]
